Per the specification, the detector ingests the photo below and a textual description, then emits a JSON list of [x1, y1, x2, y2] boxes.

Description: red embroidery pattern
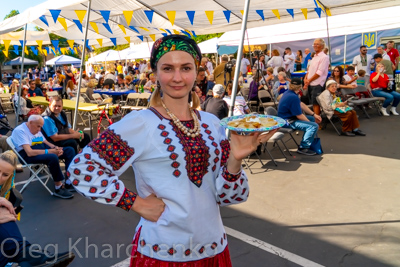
[[171, 120, 210, 188], [202, 123, 220, 172], [221, 167, 241, 182], [88, 129, 134, 171], [116, 188, 137, 211], [220, 140, 230, 166], [158, 124, 181, 177]]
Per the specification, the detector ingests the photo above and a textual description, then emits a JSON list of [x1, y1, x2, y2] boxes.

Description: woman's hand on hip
[[132, 194, 165, 222]]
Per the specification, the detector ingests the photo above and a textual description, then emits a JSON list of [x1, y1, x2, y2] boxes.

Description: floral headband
[[150, 35, 202, 70]]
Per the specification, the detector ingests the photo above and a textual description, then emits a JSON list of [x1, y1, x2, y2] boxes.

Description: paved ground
[[6, 108, 400, 267]]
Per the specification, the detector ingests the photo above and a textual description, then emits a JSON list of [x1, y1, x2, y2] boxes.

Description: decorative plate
[[220, 114, 286, 133]]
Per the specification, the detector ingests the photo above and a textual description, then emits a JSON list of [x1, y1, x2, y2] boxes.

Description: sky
[[1, 0, 47, 28]]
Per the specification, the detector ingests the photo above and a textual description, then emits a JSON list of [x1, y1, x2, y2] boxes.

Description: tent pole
[[343, 35, 347, 66], [73, 0, 91, 130], [325, 11, 332, 67], [16, 23, 28, 126], [228, 0, 251, 119], [246, 30, 253, 67]]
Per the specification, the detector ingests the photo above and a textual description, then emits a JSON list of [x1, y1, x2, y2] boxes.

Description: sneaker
[[390, 107, 399, 116], [53, 187, 74, 199], [64, 183, 76, 192], [381, 107, 390, 116], [296, 148, 317, 156]]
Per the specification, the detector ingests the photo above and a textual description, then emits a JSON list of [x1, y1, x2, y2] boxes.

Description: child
[[356, 69, 366, 87], [343, 66, 357, 87]]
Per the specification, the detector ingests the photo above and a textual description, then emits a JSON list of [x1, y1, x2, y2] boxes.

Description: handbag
[[8, 188, 24, 214], [310, 137, 323, 155]]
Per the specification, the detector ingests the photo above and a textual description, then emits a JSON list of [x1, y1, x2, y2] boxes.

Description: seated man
[[27, 80, 43, 97], [42, 96, 91, 154], [278, 78, 322, 156], [10, 115, 75, 199]]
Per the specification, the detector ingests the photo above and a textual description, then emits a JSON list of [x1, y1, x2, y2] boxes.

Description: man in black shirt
[[201, 84, 229, 120]]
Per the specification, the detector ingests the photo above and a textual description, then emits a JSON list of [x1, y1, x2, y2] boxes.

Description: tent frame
[[16, 24, 28, 126]]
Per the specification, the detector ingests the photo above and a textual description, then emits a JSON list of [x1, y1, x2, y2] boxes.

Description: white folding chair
[[47, 91, 59, 97], [131, 93, 151, 110], [92, 93, 104, 104], [6, 137, 53, 195], [0, 93, 13, 113], [122, 93, 139, 114]]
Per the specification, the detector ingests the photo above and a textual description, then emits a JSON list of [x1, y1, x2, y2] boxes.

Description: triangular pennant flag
[[144, 10, 154, 23], [240, 10, 244, 16], [75, 10, 87, 23], [124, 36, 130, 43], [315, 8, 322, 18], [100, 10, 110, 23], [186, 11, 195, 25], [36, 40, 43, 51], [128, 26, 139, 34], [42, 49, 47, 56], [19, 40, 24, 47], [139, 27, 150, 32], [301, 8, 308, 19], [161, 33, 167, 37], [60, 48, 66, 55], [74, 47, 78, 54], [326, 8, 331, 16], [85, 40, 92, 52], [97, 39, 103, 47], [25, 46, 29, 55], [272, 9, 280, 19], [256, 10, 264, 21], [149, 34, 156, 42], [67, 40, 75, 49], [30, 46, 38, 56], [173, 29, 180, 35], [45, 47, 50, 55], [166, 11, 176, 26], [110, 38, 117, 46], [102, 23, 113, 34], [205, 11, 214, 24], [191, 31, 197, 37], [180, 30, 190, 37], [3, 50, 8, 57], [13, 45, 19, 55], [185, 30, 193, 37], [3, 40, 11, 51], [39, 15, 49, 27], [90, 22, 99, 34], [51, 40, 59, 52], [165, 29, 172, 35], [69, 48, 74, 54], [58, 17, 68, 31], [123, 11, 133, 26], [223, 10, 231, 23], [118, 25, 126, 35], [73, 19, 83, 33], [92, 46, 96, 51], [49, 10, 61, 23], [286, 9, 294, 19], [137, 35, 144, 42]]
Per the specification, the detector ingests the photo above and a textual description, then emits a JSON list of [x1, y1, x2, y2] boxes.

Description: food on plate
[[227, 115, 278, 129]]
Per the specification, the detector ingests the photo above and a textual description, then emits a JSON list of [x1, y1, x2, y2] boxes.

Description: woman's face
[[278, 74, 285, 81], [327, 83, 337, 94], [0, 159, 14, 186], [156, 51, 196, 101], [333, 68, 340, 77]]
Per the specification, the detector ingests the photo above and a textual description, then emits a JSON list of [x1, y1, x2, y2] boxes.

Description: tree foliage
[[192, 33, 224, 44]]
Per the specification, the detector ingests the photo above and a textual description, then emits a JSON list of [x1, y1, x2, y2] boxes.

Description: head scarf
[[150, 34, 202, 70]]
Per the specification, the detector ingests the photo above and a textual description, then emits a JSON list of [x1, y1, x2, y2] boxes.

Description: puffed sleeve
[[66, 111, 149, 211], [214, 122, 249, 206]]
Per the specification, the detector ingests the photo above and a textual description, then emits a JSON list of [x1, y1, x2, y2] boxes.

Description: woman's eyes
[[163, 67, 192, 71]]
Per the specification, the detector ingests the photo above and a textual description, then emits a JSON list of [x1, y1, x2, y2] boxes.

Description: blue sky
[[1, 0, 47, 28]]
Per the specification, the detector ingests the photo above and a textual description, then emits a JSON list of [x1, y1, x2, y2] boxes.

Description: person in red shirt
[[385, 41, 400, 69], [370, 63, 400, 116]]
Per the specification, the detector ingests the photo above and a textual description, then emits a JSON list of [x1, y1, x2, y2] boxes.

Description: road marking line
[[110, 226, 325, 267], [225, 226, 325, 267]]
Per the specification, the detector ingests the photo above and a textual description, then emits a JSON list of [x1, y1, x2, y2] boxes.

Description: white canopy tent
[[88, 49, 122, 63], [5, 57, 39, 66], [198, 38, 218, 54], [46, 55, 81, 65], [0, 30, 51, 46], [122, 42, 153, 60]]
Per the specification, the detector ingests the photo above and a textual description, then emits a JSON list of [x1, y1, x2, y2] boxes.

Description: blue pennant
[[45, 47, 50, 55], [223, 10, 231, 23], [102, 23, 113, 34], [315, 8, 322, 18], [144, 10, 154, 23], [19, 40, 24, 47], [128, 26, 139, 34], [69, 48, 74, 54], [49, 10, 61, 23], [286, 9, 294, 19], [137, 35, 144, 42], [85, 40, 92, 52], [181, 30, 191, 37], [100, 10, 110, 23], [161, 33, 167, 37], [30, 46, 38, 56], [165, 29, 172, 35], [39, 15, 49, 27], [256, 10, 265, 21], [73, 19, 83, 33], [13, 45, 19, 55], [191, 31, 197, 37], [51, 40, 60, 52], [186, 11, 195, 25], [110, 38, 117, 46]]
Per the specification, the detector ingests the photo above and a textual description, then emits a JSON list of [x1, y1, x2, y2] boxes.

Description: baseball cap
[[290, 78, 302, 86], [213, 84, 225, 96]]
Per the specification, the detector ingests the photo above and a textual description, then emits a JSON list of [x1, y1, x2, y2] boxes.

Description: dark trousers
[[0, 221, 30, 267], [308, 85, 323, 105], [18, 144, 75, 182], [55, 134, 91, 154]]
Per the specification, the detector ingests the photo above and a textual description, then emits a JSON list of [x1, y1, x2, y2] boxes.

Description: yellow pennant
[[326, 8, 332, 16], [125, 36, 131, 43], [123, 10, 134, 26], [90, 22, 99, 34], [74, 47, 78, 54], [205, 11, 214, 24], [50, 47, 56, 55], [91, 46, 96, 51], [60, 48, 66, 55], [272, 10, 280, 19], [301, 8, 308, 19], [25, 47, 29, 55], [97, 39, 103, 47], [75, 10, 87, 23], [149, 34, 156, 42], [159, 28, 167, 33], [36, 40, 43, 51], [58, 17, 68, 31], [67, 40, 75, 49], [240, 10, 244, 16], [173, 29, 180, 35], [3, 50, 8, 57], [185, 30, 192, 36], [118, 25, 126, 35], [166, 11, 176, 26], [3, 40, 11, 51], [42, 49, 47, 56], [139, 27, 150, 32]]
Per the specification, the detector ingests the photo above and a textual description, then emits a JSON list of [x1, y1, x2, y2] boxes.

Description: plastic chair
[[264, 107, 299, 147], [315, 97, 342, 136], [6, 137, 53, 195]]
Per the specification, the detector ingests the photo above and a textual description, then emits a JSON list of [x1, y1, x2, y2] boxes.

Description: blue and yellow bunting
[[144, 10, 154, 23], [49, 10, 61, 23], [186, 11, 195, 25]]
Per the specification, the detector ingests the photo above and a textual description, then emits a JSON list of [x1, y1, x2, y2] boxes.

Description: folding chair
[[91, 93, 104, 104], [315, 97, 342, 136], [47, 91, 59, 97], [0, 93, 13, 113], [340, 88, 373, 119], [264, 107, 299, 147], [261, 131, 292, 166], [131, 93, 151, 111], [258, 89, 277, 111], [355, 85, 384, 115], [6, 137, 53, 195], [122, 93, 139, 114]]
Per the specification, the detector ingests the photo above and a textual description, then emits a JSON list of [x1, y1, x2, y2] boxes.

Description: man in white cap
[[201, 84, 229, 120]]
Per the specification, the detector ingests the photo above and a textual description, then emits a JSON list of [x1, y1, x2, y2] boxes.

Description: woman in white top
[[66, 80, 77, 99], [267, 49, 284, 75]]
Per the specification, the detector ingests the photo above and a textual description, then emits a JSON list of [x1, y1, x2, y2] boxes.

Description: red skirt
[[130, 228, 232, 267]]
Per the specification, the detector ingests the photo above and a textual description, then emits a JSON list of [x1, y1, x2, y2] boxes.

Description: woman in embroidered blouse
[[67, 35, 277, 267]]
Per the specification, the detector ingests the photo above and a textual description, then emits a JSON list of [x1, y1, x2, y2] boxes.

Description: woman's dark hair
[[297, 50, 303, 57], [333, 66, 344, 79]]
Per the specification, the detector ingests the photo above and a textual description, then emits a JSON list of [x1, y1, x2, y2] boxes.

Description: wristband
[[45, 149, 48, 154], [79, 130, 83, 141]]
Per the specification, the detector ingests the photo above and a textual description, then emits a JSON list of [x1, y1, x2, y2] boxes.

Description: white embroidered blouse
[[67, 108, 249, 262]]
